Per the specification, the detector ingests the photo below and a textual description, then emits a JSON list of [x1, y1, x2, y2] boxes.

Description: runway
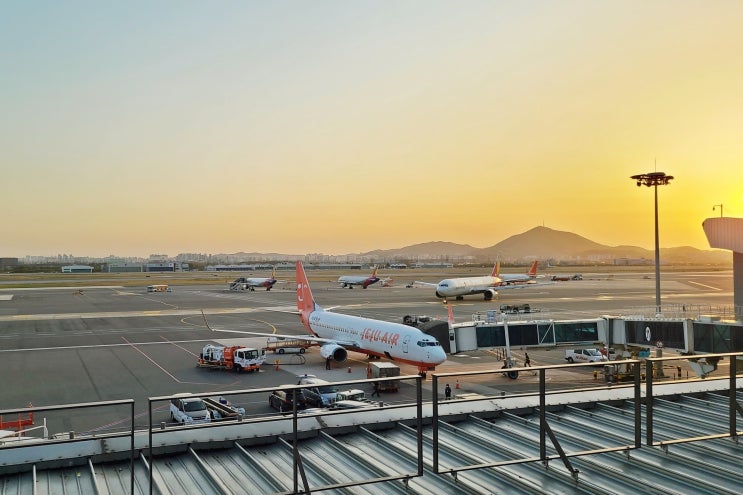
[[0, 269, 734, 435]]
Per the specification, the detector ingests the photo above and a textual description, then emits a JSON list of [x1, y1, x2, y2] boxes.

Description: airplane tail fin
[[371, 267, 378, 277], [527, 261, 538, 277], [491, 262, 500, 277], [295, 261, 320, 332], [271, 267, 276, 279], [447, 303, 455, 329]]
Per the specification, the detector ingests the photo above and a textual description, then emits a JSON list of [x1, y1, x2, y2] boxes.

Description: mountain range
[[362, 226, 730, 264], [222, 226, 731, 265]]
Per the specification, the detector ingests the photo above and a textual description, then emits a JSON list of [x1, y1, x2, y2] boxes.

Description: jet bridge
[[703, 216, 743, 314]]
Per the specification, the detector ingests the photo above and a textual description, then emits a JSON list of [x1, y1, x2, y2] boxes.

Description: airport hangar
[[2, 221, 743, 494]]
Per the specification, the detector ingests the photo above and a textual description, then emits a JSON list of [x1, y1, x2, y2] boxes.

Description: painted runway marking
[[0, 339, 212, 353], [161, 336, 199, 357], [687, 281, 723, 291], [121, 336, 217, 385]]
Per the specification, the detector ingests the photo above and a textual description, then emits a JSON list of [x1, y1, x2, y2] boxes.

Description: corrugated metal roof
[[2, 387, 742, 494]]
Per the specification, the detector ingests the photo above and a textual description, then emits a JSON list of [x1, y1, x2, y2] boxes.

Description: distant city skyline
[[11, 225, 729, 265], [3, 1, 743, 258]]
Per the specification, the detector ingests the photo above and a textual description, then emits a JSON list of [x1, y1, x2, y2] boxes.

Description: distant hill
[[479, 226, 606, 259], [211, 226, 730, 265], [357, 226, 731, 265], [364, 241, 479, 258]]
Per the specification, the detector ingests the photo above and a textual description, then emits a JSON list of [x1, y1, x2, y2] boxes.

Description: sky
[[3, 1, 743, 258]]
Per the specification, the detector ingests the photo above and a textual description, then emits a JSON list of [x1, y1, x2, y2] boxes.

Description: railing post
[[432, 374, 439, 472], [634, 361, 642, 449], [730, 353, 738, 438], [539, 368, 546, 461], [646, 359, 654, 446]]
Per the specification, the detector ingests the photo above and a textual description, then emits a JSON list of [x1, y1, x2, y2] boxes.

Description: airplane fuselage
[[306, 309, 445, 370], [337, 275, 379, 289], [244, 277, 276, 290], [435, 275, 500, 299], [499, 274, 531, 285]]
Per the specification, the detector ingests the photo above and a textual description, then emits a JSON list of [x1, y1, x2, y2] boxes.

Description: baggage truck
[[368, 362, 400, 392], [203, 397, 245, 420]]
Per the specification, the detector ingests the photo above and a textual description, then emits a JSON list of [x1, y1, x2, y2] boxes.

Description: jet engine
[[320, 343, 348, 363], [483, 288, 498, 301]]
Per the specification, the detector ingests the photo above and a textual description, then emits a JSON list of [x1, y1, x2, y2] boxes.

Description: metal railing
[[147, 375, 424, 495], [431, 351, 742, 480], [0, 399, 135, 492]]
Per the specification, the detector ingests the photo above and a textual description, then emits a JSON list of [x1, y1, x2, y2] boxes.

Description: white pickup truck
[[170, 395, 211, 424], [564, 348, 607, 364]]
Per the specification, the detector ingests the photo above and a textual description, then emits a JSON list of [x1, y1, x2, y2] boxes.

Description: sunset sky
[[3, 1, 743, 258]]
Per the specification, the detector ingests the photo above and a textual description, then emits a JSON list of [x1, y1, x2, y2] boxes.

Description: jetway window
[[475, 322, 599, 348], [553, 322, 599, 343], [693, 322, 743, 353], [626, 321, 685, 350], [475, 325, 541, 347]]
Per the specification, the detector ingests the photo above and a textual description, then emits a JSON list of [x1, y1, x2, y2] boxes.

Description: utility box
[[369, 362, 400, 392]]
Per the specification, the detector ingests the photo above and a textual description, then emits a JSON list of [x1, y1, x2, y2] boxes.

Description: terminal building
[[61, 264, 94, 273]]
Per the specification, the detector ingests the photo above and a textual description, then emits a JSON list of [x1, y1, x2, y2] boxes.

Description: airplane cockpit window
[[417, 340, 442, 347], [439, 283, 449, 288]]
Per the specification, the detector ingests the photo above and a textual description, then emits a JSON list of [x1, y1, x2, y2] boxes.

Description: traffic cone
[[348, 366, 352, 373], [275, 359, 280, 371]]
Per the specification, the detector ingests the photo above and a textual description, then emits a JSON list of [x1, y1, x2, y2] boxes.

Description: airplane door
[[403, 335, 410, 354]]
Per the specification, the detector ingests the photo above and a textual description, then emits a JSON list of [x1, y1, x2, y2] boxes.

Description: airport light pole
[[631, 171, 673, 314], [713, 204, 723, 218]]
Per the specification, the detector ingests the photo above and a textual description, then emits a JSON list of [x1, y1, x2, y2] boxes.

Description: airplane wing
[[200, 311, 357, 347], [412, 281, 437, 288], [259, 306, 300, 314], [496, 281, 554, 290], [208, 327, 358, 348]]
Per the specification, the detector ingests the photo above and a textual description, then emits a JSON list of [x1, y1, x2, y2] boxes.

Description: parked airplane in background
[[415, 264, 503, 301], [416, 262, 549, 302], [338, 267, 380, 289], [229, 268, 277, 291], [496, 260, 540, 285], [211, 262, 446, 375]]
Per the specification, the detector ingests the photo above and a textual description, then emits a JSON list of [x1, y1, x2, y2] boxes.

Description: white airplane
[[210, 261, 447, 375], [337, 267, 380, 289], [496, 260, 540, 285], [416, 262, 548, 302], [229, 268, 277, 291]]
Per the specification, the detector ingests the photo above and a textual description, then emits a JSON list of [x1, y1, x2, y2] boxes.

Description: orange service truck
[[197, 344, 266, 372]]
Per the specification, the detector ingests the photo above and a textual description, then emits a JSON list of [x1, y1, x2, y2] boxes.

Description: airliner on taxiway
[[416, 261, 548, 302], [229, 268, 277, 291], [337, 267, 380, 289]]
